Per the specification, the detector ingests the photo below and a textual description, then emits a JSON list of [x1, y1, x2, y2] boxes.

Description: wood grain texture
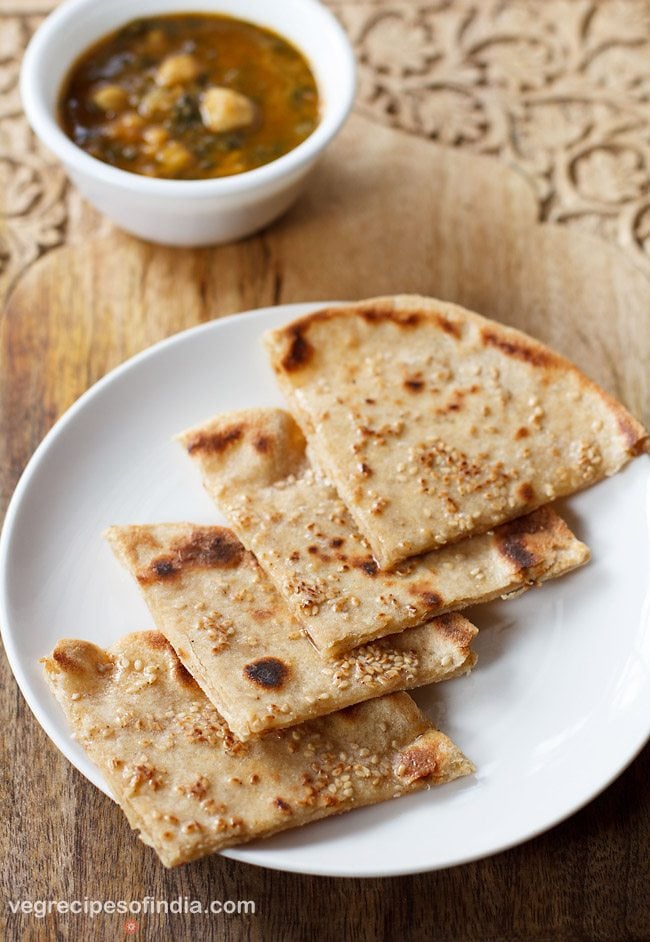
[[1, 32, 650, 942]]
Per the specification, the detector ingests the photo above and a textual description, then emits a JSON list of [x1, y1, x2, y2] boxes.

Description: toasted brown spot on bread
[[139, 529, 244, 584], [615, 410, 650, 456], [494, 508, 547, 569], [397, 740, 442, 782], [276, 304, 464, 351], [497, 533, 538, 570], [420, 591, 443, 610], [433, 614, 475, 651], [253, 433, 272, 454], [436, 394, 463, 415], [306, 545, 331, 562], [434, 312, 461, 339], [252, 609, 273, 621], [185, 425, 243, 455], [629, 434, 650, 456], [357, 305, 421, 327], [517, 482, 535, 503], [152, 557, 177, 579], [278, 303, 422, 340], [329, 537, 345, 549], [274, 797, 292, 814], [144, 632, 173, 652], [350, 556, 379, 576], [404, 377, 424, 392], [281, 328, 313, 372], [436, 385, 481, 416], [495, 508, 549, 538], [176, 529, 243, 568], [514, 426, 529, 439], [407, 585, 443, 610], [481, 328, 556, 368], [52, 647, 85, 673], [244, 657, 290, 689]]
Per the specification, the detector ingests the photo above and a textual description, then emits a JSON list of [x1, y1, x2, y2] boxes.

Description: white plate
[[1, 303, 649, 878]]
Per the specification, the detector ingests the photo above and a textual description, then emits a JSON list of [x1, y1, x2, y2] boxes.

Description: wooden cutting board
[[2, 115, 648, 475], [1, 111, 649, 941]]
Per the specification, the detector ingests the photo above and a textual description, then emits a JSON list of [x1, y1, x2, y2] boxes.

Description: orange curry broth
[[58, 13, 320, 180]]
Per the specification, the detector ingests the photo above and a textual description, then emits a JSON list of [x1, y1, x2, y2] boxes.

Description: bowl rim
[[20, 0, 357, 198]]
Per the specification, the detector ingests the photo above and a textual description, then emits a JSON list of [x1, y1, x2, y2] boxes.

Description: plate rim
[[1, 302, 649, 878]]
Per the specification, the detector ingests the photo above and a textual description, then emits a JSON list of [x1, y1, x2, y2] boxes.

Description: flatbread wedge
[[264, 295, 649, 567], [178, 409, 590, 657], [42, 632, 474, 867], [104, 524, 477, 737]]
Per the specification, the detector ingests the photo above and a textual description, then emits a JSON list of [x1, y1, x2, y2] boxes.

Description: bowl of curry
[[21, 0, 356, 245]]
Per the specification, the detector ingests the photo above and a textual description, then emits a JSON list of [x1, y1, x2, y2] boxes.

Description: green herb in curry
[[58, 13, 320, 180]]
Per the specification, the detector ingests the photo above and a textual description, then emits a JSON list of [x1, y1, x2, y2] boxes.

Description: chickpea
[[138, 86, 177, 119], [91, 84, 128, 113], [156, 53, 200, 87], [104, 111, 145, 142], [199, 86, 256, 133], [142, 126, 170, 148], [156, 139, 192, 174]]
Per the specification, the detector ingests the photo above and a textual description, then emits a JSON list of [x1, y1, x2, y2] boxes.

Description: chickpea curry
[[58, 14, 320, 180]]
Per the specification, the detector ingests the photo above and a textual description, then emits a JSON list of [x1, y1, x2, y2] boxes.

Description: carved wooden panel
[[335, 0, 650, 273], [1, 0, 649, 301]]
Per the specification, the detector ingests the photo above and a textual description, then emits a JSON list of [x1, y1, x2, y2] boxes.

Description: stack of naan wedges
[[43, 296, 648, 867]]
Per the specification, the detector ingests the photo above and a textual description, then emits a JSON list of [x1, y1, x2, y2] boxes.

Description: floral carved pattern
[[333, 0, 650, 273], [0, 14, 66, 296], [0, 0, 649, 286]]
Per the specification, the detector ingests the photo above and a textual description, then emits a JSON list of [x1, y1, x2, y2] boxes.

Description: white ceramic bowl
[[21, 0, 356, 246]]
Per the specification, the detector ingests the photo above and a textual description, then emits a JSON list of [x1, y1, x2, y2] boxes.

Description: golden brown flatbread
[[105, 523, 477, 737], [178, 408, 590, 657], [264, 295, 648, 566], [42, 631, 474, 867]]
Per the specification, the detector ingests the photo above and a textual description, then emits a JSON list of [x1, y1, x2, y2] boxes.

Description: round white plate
[[1, 303, 649, 878]]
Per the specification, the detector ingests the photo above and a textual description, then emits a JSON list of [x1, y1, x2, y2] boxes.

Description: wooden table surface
[[1, 2, 649, 940]]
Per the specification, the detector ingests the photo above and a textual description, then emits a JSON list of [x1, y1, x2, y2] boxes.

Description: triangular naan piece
[[178, 409, 590, 657], [105, 524, 477, 737], [264, 295, 648, 567], [42, 632, 473, 866]]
